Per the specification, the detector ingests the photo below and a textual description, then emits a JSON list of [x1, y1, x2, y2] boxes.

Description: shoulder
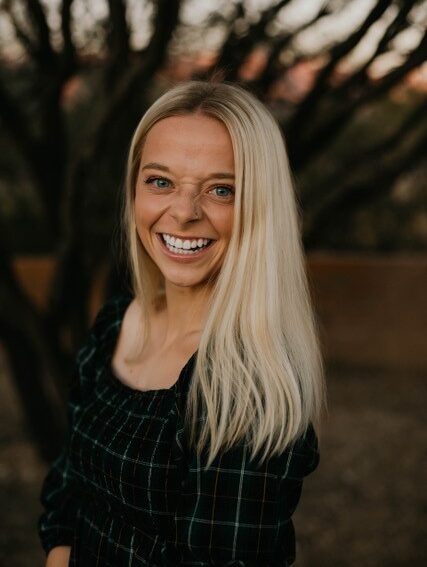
[[90, 293, 135, 342], [277, 422, 320, 482], [109, 295, 145, 365], [74, 293, 134, 374]]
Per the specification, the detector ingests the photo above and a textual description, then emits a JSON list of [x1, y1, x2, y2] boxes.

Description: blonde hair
[[122, 80, 327, 470]]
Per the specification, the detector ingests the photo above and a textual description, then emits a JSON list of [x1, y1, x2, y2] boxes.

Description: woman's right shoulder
[[90, 293, 135, 342], [74, 293, 135, 388]]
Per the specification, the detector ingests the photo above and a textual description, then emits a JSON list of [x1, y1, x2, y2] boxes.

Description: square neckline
[[107, 352, 197, 396], [105, 297, 197, 395]]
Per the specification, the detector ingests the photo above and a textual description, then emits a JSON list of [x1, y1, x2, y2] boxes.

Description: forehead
[[141, 114, 234, 173]]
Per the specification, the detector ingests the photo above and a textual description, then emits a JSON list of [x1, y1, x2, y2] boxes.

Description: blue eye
[[146, 177, 170, 189], [210, 186, 234, 198]]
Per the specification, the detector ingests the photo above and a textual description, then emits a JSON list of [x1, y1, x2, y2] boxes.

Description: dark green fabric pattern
[[38, 294, 319, 566]]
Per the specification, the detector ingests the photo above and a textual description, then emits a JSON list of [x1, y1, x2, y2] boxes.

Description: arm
[[37, 360, 88, 556], [37, 295, 132, 557], [37, 309, 103, 556]]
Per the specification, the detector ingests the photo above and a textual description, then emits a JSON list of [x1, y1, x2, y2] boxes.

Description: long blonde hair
[[122, 80, 327, 470]]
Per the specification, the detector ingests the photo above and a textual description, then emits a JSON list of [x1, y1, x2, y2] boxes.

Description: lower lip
[[155, 234, 214, 261]]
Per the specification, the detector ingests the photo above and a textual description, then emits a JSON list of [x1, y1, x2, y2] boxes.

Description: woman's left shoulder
[[276, 422, 320, 482]]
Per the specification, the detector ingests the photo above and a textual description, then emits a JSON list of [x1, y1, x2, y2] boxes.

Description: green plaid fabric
[[38, 295, 319, 566]]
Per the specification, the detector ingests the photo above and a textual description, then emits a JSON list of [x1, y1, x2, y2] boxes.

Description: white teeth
[[161, 233, 212, 250], [166, 243, 199, 255]]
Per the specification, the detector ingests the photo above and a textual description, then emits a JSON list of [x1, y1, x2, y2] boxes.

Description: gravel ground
[[0, 350, 425, 567]]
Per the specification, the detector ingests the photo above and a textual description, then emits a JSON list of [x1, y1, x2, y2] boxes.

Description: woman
[[38, 80, 327, 566]]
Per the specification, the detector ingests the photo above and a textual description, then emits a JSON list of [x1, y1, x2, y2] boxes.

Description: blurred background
[[0, 0, 426, 565]]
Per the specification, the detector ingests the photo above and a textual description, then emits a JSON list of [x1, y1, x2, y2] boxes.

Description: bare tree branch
[[1, 0, 37, 57], [287, 0, 393, 141], [0, 0, 78, 234], [105, 0, 130, 85], [249, 4, 331, 96], [291, 29, 427, 169], [332, 0, 419, 100], [304, 123, 427, 248], [0, 78, 45, 190], [205, 0, 293, 82], [60, 0, 76, 75], [24, 0, 56, 67], [0, 77, 65, 237], [369, 27, 427, 93], [302, 98, 427, 210]]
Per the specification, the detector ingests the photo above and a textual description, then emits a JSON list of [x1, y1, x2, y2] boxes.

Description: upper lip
[[157, 232, 214, 240]]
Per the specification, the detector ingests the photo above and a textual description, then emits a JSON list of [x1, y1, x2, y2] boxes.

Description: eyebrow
[[140, 162, 235, 180]]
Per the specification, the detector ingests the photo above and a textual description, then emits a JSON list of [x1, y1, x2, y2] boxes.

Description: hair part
[[121, 80, 327, 470]]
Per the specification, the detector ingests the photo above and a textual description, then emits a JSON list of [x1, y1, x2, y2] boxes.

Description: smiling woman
[[38, 80, 327, 566]]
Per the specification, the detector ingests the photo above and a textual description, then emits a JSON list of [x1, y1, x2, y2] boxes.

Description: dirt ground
[[0, 351, 425, 566]]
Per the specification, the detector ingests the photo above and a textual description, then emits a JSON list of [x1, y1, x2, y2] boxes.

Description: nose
[[168, 189, 202, 224]]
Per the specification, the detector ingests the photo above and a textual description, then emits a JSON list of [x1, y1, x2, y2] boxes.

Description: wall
[[308, 252, 427, 371], [12, 253, 427, 371]]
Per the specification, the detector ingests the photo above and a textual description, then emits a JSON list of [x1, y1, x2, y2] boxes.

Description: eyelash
[[144, 176, 234, 198]]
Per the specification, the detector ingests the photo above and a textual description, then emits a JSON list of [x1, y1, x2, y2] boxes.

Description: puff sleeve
[[274, 422, 320, 565], [159, 417, 319, 566], [37, 298, 113, 555]]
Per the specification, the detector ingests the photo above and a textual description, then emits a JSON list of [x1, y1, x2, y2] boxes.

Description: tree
[[0, 0, 426, 462]]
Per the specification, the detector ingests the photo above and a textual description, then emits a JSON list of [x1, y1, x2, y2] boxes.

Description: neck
[[156, 281, 212, 346]]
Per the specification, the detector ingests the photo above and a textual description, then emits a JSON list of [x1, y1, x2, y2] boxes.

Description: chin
[[161, 269, 211, 289], [166, 278, 206, 288]]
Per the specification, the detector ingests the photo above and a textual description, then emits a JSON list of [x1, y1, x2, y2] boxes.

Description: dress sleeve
[[160, 421, 319, 566], [277, 422, 320, 483], [274, 422, 320, 564], [37, 296, 121, 555]]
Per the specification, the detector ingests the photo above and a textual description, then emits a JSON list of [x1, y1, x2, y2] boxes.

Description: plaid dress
[[38, 294, 320, 566]]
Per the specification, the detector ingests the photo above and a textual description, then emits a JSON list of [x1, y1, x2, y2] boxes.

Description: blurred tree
[[0, 0, 426, 461]]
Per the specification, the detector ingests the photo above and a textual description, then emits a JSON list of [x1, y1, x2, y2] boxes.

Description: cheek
[[134, 191, 160, 230], [216, 208, 234, 241]]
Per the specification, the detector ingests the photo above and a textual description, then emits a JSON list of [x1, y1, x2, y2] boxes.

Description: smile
[[156, 233, 215, 258]]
